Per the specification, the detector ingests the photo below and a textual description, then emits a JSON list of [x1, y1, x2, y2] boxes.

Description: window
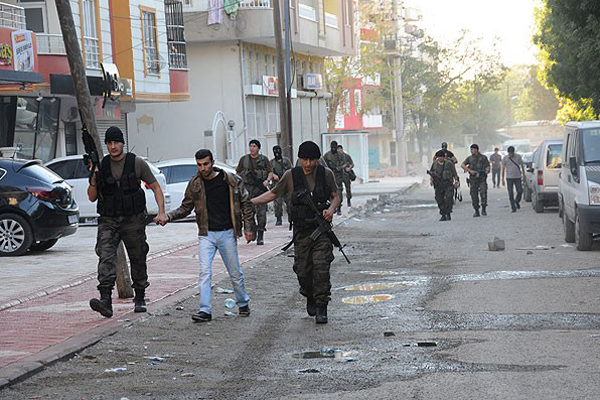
[[354, 89, 361, 114], [64, 122, 77, 156], [165, 0, 187, 69], [47, 160, 79, 180], [81, 0, 100, 69], [169, 165, 198, 184], [19, 0, 46, 33], [12, 97, 60, 162], [142, 8, 160, 75], [343, 90, 350, 115], [546, 144, 562, 168], [582, 129, 600, 163]]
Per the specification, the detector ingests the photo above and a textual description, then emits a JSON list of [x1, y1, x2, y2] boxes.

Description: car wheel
[[524, 186, 532, 202], [29, 239, 59, 252], [533, 191, 544, 213], [563, 211, 575, 243], [0, 213, 34, 256], [575, 210, 593, 251]]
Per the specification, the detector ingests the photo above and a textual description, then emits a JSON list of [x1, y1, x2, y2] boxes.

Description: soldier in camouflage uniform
[[461, 143, 491, 217], [270, 145, 292, 226], [252, 141, 339, 324], [323, 140, 345, 215], [337, 144, 355, 207], [88, 127, 167, 318], [236, 139, 273, 245], [430, 150, 460, 221]]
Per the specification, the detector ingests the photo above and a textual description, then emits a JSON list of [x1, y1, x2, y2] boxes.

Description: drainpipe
[[238, 40, 248, 160]]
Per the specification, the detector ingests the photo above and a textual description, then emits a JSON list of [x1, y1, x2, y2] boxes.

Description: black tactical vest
[[290, 165, 330, 228], [96, 153, 146, 217]]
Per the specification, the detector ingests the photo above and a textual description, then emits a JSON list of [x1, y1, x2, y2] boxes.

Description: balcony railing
[[0, 2, 25, 30], [37, 33, 66, 55], [84, 36, 100, 69], [239, 0, 271, 9]]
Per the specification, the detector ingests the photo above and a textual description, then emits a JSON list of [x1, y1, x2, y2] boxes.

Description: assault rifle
[[296, 189, 351, 264], [80, 111, 100, 184], [426, 169, 441, 186]]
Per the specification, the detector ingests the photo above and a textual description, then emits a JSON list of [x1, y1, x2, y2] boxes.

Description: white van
[[530, 138, 563, 213], [559, 121, 600, 250]]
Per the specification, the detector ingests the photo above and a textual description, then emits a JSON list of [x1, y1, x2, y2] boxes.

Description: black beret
[[298, 141, 321, 159]]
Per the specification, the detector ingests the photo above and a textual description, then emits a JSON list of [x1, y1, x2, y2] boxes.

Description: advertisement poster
[[12, 30, 34, 72], [262, 75, 278, 96]]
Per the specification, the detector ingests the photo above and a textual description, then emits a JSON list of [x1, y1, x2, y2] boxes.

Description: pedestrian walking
[[489, 147, 502, 188], [432, 141, 458, 164], [323, 140, 345, 215], [236, 139, 273, 245], [429, 150, 460, 221], [501, 146, 526, 213], [156, 149, 254, 322], [88, 126, 167, 318], [252, 141, 339, 324], [270, 145, 292, 226], [461, 144, 490, 217], [337, 144, 355, 207]]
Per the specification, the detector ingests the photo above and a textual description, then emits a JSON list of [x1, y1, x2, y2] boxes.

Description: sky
[[405, 0, 541, 67]]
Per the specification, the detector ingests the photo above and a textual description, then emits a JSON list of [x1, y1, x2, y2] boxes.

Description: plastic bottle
[[224, 298, 236, 308]]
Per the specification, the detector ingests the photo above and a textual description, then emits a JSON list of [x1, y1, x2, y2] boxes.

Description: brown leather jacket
[[167, 167, 254, 237]]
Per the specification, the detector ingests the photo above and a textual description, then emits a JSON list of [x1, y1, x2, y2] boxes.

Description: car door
[[167, 164, 198, 212], [543, 142, 563, 192], [563, 130, 577, 218]]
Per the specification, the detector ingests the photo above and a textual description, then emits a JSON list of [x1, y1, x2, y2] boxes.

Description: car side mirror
[[569, 157, 578, 176]]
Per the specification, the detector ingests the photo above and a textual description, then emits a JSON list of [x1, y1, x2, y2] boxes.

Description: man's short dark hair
[[494, 147, 500, 151], [330, 141, 338, 147], [249, 139, 261, 149], [337, 144, 344, 150], [195, 149, 214, 161], [507, 146, 515, 153], [435, 150, 446, 157]]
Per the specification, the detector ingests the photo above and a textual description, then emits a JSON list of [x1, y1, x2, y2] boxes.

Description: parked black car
[[0, 158, 79, 256]]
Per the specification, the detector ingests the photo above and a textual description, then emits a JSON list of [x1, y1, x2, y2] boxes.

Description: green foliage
[[534, 0, 600, 116]]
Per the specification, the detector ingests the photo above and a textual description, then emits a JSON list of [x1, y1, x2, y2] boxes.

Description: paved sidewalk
[[0, 176, 421, 388]]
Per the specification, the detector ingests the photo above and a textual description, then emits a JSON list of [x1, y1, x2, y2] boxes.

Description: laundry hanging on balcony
[[208, 0, 223, 25], [224, 0, 239, 18]]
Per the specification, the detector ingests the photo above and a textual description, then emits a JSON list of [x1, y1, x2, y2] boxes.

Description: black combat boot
[[134, 289, 147, 313], [439, 214, 447, 221], [90, 288, 113, 318], [446, 213, 451, 221], [315, 303, 328, 324], [275, 217, 283, 226], [347, 198, 351, 207], [257, 231, 264, 245], [481, 206, 487, 216], [306, 296, 317, 317], [473, 208, 480, 217]]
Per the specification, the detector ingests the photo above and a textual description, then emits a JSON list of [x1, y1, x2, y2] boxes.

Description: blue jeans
[[198, 230, 250, 314]]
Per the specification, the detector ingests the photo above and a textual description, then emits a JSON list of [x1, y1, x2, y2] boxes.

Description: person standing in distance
[[252, 141, 339, 324], [433, 142, 458, 164], [323, 140, 345, 215], [489, 147, 503, 188], [430, 150, 460, 221], [461, 144, 490, 217], [337, 144, 355, 207], [236, 139, 273, 245], [270, 145, 293, 226], [88, 126, 167, 318], [501, 146, 526, 213], [155, 149, 254, 322]]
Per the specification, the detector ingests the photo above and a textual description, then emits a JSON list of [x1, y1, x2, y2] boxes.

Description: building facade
[[0, 0, 189, 162], [127, 0, 355, 164]]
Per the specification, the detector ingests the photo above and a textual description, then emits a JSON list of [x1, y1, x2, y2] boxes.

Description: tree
[[534, 0, 600, 116]]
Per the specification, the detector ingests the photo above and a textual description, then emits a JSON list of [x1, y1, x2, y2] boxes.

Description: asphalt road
[[2, 183, 600, 399]]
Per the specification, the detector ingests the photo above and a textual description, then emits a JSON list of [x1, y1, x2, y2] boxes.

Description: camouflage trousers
[[95, 212, 150, 291], [342, 175, 352, 199], [434, 182, 454, 215], [248, 185, 268, 232], [469, 178, 488, 209], [334, 174, 344, 211], [293, 227, 334, 305], [274, 193, 291, 222]]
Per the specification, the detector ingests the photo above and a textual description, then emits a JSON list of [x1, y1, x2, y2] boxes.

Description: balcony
[[0, 2, 25, 30], [37, 33, 66, 55]]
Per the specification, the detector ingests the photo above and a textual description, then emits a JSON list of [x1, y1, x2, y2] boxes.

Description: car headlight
[[589, 181, 600, 205]]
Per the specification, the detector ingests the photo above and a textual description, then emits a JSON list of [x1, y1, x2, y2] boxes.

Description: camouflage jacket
[[167, 167, 254, 237]]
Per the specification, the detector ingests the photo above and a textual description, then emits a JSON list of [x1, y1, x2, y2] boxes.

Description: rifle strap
[[281, 227, 300, 251]]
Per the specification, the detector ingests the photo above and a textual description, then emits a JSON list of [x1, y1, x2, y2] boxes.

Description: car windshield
[[20, 163, 63, 184], [582, 128, 600, 163], [546, 144, 562, 168]]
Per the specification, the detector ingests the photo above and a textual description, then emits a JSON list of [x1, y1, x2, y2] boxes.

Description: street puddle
[[340, 282, 414, 291], [292, 348, 355, 361], [360, 270, 400, 275], [342, 294, 395, 304]]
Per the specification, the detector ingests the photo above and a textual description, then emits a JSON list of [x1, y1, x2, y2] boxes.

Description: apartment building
[[127, 0, 355, 164], [0, 0, 189, 162]]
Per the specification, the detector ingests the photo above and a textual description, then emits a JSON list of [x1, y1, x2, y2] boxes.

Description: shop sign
[[304, 73, 323, 90], [262, 75, 278, 96], [12, 30, 34, 72], [0, 43, 12, 67]]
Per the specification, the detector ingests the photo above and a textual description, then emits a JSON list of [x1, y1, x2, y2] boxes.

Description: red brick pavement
[[0, 224, 294, 385]]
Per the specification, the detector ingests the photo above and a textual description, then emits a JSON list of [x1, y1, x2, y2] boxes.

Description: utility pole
[[55, 0, 133, 299], [391, 0, 407, 176], [283, 0, 293, 161], [273, 0, 290, 159]]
